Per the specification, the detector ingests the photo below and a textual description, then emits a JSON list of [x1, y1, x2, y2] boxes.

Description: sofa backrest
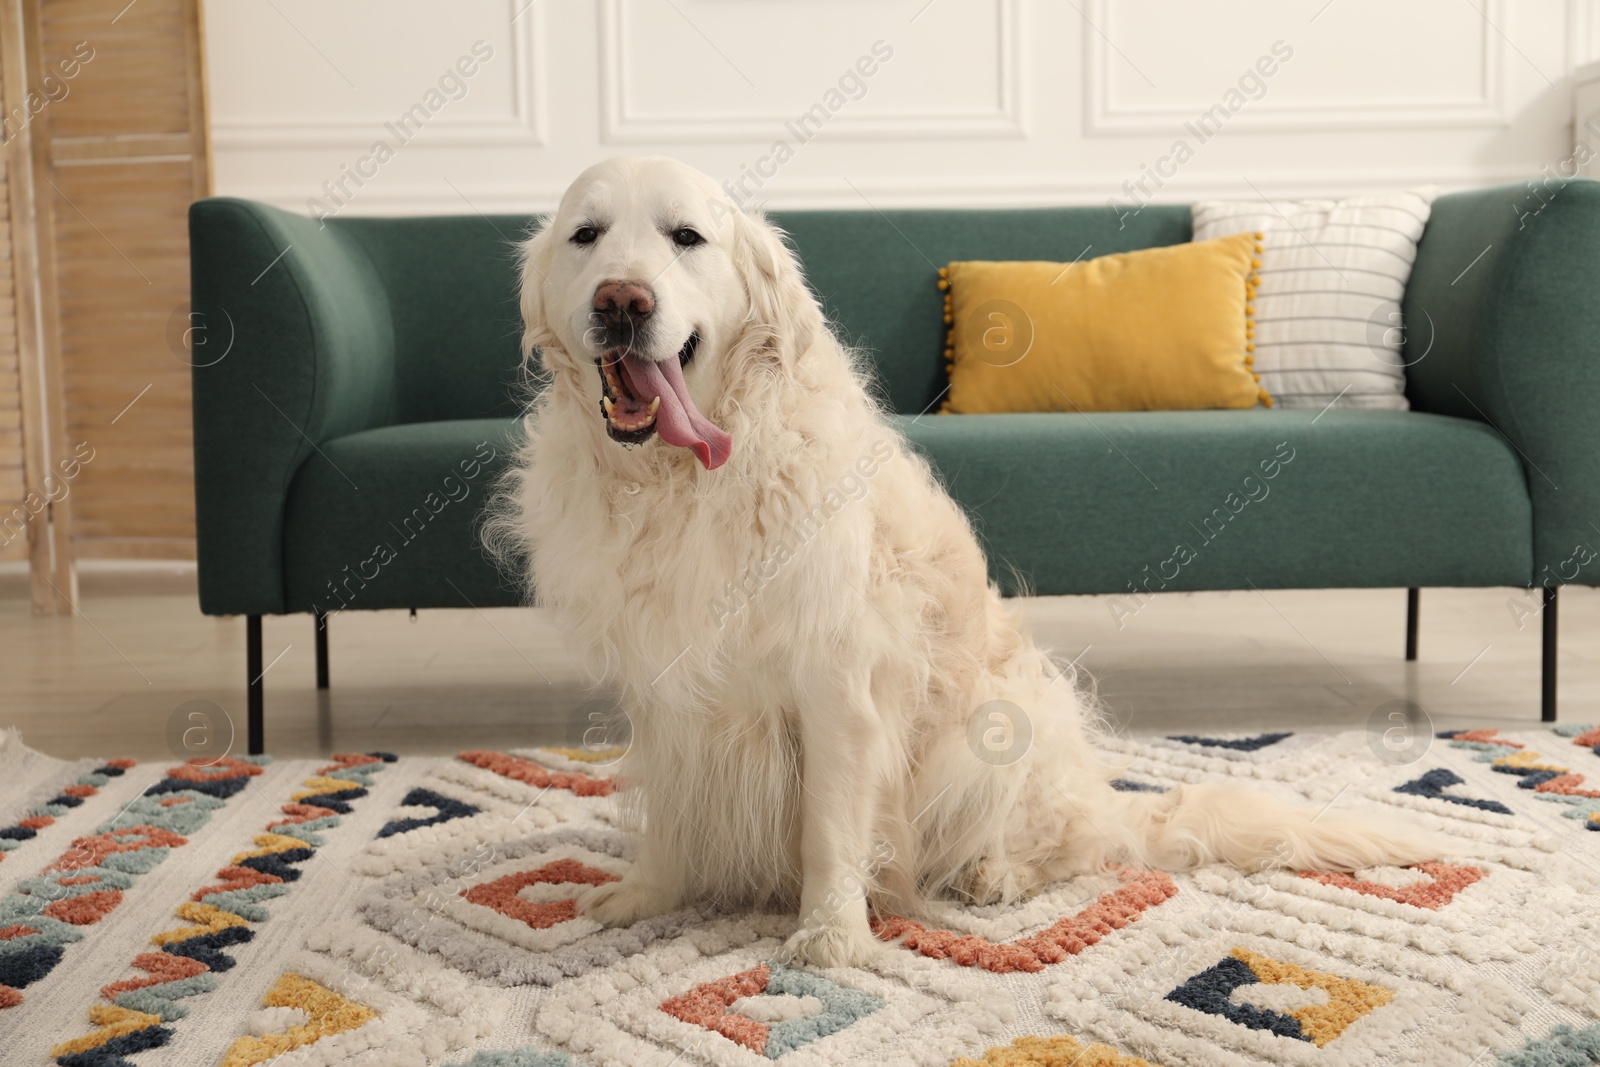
[[333, 215, 535, 423], [327, 205, 1193, 420], [774, 206, 1192, 413]]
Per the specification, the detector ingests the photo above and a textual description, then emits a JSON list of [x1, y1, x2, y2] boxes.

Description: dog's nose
[[593, 281, 655, 320]]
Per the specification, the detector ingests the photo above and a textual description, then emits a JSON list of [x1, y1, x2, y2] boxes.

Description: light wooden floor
[[1, 563, 1593, 761]]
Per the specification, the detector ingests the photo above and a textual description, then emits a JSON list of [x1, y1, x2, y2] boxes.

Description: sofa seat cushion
[[895, 409, 1531, 596], [283, 418, 524, 613], [283, 409, 1532, 615]]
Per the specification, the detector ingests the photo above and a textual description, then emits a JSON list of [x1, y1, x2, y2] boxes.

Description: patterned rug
[[3, 724, 1599, 1067]]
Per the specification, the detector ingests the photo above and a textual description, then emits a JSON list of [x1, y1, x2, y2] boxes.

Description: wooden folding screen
[[0, 0, 209, 612]]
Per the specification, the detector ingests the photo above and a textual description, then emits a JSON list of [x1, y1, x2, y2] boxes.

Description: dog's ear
[[518, 217, 558, 360], [730, 209, 820, 359]]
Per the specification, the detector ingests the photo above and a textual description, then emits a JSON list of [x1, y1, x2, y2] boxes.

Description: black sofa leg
[[1405, 588, 1419, 662], [247, 615, 264, 755], [1542, 586, 1558, 723], [314, 610, 330, 690]]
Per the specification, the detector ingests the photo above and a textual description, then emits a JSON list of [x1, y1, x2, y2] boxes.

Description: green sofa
[[189, 181, 1600, 752]]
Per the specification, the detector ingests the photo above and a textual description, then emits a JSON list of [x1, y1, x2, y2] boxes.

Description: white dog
[[491, 157, 1438, 968]]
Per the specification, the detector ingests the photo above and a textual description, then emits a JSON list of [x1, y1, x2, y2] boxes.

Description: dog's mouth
[[595, 332, 732, 470]]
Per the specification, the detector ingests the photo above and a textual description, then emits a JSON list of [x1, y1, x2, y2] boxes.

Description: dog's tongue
[[619, 353, 732, 470]]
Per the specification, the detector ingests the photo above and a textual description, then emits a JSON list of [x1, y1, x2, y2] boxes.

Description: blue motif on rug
[[1496, 1023, 1600, 1066], [377, 788, 482, 839], [442, 1048, 577, 1066], [1110, 778, 1167, 793], [1167, 732, 1292, 751], [1394, 768, 1512, 814], [1165, 955, 1309, 1042]]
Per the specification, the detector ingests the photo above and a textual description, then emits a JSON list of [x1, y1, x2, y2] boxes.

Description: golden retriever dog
[[491, 157, 1438, 967]]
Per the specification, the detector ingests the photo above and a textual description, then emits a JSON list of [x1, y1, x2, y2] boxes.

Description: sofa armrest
[[1405, 179, 1600, 586], [190, 198, 399, 616]]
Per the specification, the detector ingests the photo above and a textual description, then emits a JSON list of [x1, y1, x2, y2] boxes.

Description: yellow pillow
[[939, 232, 1271, 414]]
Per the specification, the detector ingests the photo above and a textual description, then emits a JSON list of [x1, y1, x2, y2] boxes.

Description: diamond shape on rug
[[1190, 855, 1561, 965], [1298, 862, 1485, 910], [536, 927, 1003, 1067], [873, 868, 1177, 973], [1048, 907, 1515, 1066], [660, 962, 885, 1058], [360, 828, 690, 985], [458, 856, 620, 931], [1165, 948, 1392, 1047]]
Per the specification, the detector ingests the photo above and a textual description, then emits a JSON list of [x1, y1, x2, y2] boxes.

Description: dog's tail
[[1114, 780, 1445, 872]]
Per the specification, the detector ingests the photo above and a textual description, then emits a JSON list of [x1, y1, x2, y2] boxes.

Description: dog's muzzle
[[594, 332, 732, 471]]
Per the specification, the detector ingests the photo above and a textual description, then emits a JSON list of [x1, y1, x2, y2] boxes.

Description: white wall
[[204, 0, 1600, 215]]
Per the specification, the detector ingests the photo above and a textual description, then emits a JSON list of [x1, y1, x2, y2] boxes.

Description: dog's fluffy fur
[[490, 157, 1440, 967]]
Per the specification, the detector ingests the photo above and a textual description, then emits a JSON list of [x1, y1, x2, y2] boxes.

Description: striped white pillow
[[1192, 189, 1437, 411]]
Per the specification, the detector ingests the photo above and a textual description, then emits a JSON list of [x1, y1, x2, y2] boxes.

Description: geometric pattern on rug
[[358, 828, 692, 986], [533, 927, 1007, 1067], [0, 759, 136, 867], [872, 868, 1178, 974], [1188, 855, 1568, 966], [659, 961, 885, 1058], [216, 971, 376, 1067], [1, 755, 271, 1014], [1166, 732, 1294, 753], [220, 943, 505, 1067], [355, 751, 620, 881], [1163, 946, 1393, 1046], [1105, 730, 1333, 781], [1442, 728, 1600, 830], [1049, 916, 1525, 1067], [4, 729, 1600, 1066], [1393, 767, 1515, 815], [1495, 1023, 1600, 1066], [46, 753, 394, 1065]]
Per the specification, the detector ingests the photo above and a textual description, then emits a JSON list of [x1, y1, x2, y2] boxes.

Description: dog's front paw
[[778, 919, 882, 969], [958, 858, 1041, 905], [577, 878, 676, 927]]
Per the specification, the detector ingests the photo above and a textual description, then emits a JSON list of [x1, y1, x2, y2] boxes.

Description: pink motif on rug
[[1300, 862, 1485, 909], [459, 858, 620, 930], [99, 953, 209, 999], [457, 751, 617, 797], [873, 869, 1179, 973], [660, 964, 773, 1054]]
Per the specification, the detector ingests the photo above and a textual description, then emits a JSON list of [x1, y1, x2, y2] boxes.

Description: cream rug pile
[[2, 724, 1598, 1067]]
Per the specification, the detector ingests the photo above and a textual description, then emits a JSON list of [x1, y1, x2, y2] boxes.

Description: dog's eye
[[571, 226, 599, 246], [671, 227, 704, 248]]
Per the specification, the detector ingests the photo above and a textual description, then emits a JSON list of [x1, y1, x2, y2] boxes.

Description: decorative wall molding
[[219, 165, 1542, 218], [1568, 0, 1600, 72], [1083, 0, 1511, 135], [597, 0, 1027, 142], [209, 1, 1581, 220], [210, 0, 547, 149]]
